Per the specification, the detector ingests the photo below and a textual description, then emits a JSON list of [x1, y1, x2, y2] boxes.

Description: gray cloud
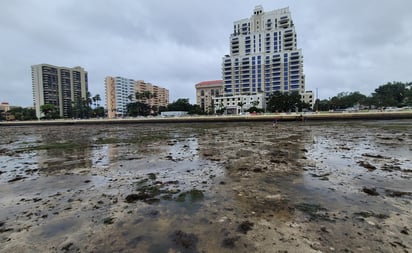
[[1, 0, 411, 106]]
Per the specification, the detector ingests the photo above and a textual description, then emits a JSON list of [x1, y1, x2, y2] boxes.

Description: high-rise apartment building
[[105, 76, 135, 118], [105, 77, 169, 118], [195, 80, 223, 113], [222, 6, 306, 100], [31, 64, 88, 119]]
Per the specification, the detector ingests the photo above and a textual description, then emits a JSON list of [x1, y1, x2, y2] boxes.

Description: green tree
[[165, 98, 202, 115], [8, 107, 37, 120], [167, 98, 192, 111], [237, 101, 246, 114], [92, 94, 101, 108], [314, 99, 332, 111], [71, 97, 92, 119], [266, 91, 306, 112], [92, 106, 105, 118], [246, 100, 263, 113], [216, 101, 226, 115], [40, 104, 59, 119], [328, 91, 367, 110], [372, 82, 410, 107], [127, 94, 134, 102], [127, 102, 150, 116]]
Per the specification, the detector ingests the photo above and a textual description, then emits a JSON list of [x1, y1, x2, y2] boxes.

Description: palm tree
[[128, 94, 134, 102], [92, 96, 97, 108], [237, 101, 246, 114], [93, 94, 101, 107]]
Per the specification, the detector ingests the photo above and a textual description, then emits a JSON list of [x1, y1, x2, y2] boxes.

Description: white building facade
[[105, 76, 136, 118], [31, 64, 88, 119], [214, 93, 265, 114], [222, 6, 307, 104]]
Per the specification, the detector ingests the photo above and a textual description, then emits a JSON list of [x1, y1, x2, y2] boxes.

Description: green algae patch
[[295, 203, 331, 221], [175, 189, 204, 203]]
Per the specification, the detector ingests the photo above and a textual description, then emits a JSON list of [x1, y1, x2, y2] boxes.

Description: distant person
[[273, 119, 278, 128]]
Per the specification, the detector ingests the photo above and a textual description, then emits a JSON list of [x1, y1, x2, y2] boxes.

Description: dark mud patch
[[8, 175, 27, 182], [222, 236, 240, 248], [357, 160, 378, 171], [385, 189, 412, 198], [362, 187, 380, 196], [170, 230, 199, 252], [237, 221, 254, 234]]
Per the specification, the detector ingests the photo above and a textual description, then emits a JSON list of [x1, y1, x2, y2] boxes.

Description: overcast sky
[[1, 0, 411, 107]]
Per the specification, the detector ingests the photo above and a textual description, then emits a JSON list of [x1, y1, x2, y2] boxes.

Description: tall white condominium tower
[[105, 76, 135, 118], [31, 64, 88, 119], [222, 6, 305, 98]]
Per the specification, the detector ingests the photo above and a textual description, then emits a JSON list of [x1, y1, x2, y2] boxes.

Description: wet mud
[[0, 120, 411, 252]]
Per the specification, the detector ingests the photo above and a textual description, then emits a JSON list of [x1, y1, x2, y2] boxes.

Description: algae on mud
[[0, 120, 411, 252]]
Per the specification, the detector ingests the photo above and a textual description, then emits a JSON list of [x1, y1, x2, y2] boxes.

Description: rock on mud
[[362, 187, 380, 196], [237, 221, 254, 234]]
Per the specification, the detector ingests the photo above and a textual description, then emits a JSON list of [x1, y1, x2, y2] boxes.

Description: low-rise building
[[214, 93, 265, 114], [195, 80, 223, 114], [302, 91, 314, 108]]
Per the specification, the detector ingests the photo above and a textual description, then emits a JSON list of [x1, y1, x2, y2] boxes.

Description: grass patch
[[354, 211, 389, 219], [20, 141, 85, 151]]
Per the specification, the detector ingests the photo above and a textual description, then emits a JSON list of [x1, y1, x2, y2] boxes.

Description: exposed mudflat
[[0, 120, 411, 253]]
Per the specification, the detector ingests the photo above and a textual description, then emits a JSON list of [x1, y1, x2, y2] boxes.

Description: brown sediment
[[0, 120, 411, 252]]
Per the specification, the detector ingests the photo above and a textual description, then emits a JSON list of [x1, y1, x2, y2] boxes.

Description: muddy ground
[[0, 120, 411, 253]]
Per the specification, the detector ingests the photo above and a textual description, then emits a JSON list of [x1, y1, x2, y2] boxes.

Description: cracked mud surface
[[0, 120, 411, 252]]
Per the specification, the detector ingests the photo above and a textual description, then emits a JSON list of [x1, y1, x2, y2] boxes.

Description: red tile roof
[[196, 80, 223, 86]]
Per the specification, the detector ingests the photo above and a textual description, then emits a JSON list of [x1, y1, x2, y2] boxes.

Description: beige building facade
[[105, 76, 169, 118], [195, 80, 223, 114], [135, 80, 169, 110]]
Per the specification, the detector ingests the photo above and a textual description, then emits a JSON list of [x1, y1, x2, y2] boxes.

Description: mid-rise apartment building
[[105, 76, 169, 118], [31, 64, 88, 119], [135, 80, 169, 111], [222, 6, 307, 103], [195, 80, 223, 113]]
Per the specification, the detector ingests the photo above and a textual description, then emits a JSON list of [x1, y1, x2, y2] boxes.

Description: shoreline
[[1, 110, 412, 126]]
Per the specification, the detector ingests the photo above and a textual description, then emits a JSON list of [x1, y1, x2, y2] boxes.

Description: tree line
[[126, 90, 202, 117], [39, 92, 105, 119], [2, 81, 411, 121], [1, 92, 104, 121], [314, 81, 412, 111]]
